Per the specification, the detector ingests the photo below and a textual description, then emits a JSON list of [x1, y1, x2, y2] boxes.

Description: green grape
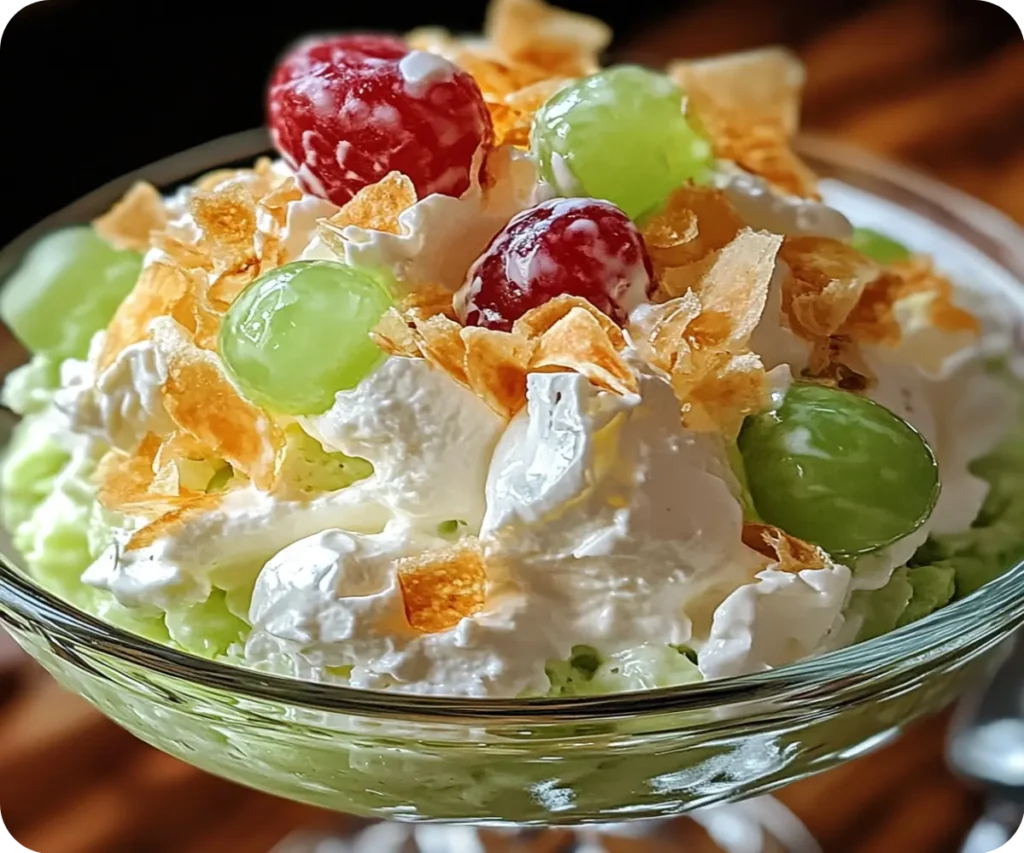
[[850, 227, 912, 264], [530, 66, 714, 220], [738, 383, 940, 557], [0, 227, 143, 360], [220, 260, 392, 415], [165, 589, 249, 658]]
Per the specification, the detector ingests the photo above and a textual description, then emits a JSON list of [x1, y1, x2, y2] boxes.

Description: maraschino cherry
[[268, 36, 493, 205]]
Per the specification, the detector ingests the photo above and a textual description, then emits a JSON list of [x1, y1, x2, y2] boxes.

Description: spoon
[[947, 634, 1024, 853]]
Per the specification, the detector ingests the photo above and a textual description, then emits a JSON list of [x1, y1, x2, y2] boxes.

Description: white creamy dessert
[[2, 0, 1022, 699]]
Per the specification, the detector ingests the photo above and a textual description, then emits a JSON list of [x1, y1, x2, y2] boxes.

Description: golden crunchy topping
[[485, 0, 610, 77], [632, 228, 781, 434], [191, 184, 260, 309], [669, 48, 804, 135], [462, 326, 535, 418], [670, 49, 817, 198], [372, 294, 634, 419], [92, 182, 168, 253], [780, 236, 882, 340], [98, 262, 201, 370], [125, 497, 223, 553], [530, 306, 637, 396], [642, 186, 747, 300], [511, 293, 625, 347], [885, 256, 981, 337], [396, 539, 487, 633], [149, 317, 282, 491], [325, 171, 417, 234], [410, 0, 605, 146], [742, 522, 829, 573]]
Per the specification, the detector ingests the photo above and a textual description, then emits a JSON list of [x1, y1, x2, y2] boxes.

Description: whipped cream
[[398, 51, 456, 97], [715, 166, 853, 239], [311, 147, 546, 292], [245, 365, 762, 697], [85, 357, 502, 612], [302, 357, 504, 529], [54, 333, 172, 453], [699, 563, 852, 679], [83, 481, 393, 610], [481, 368, 758, 656]]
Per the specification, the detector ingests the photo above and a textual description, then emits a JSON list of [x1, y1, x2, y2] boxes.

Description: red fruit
[[267, 36, 494, 205], [455, 199, 656, 332]]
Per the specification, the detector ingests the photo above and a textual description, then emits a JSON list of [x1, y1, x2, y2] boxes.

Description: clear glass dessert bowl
[[0, 130, 1023, 826]]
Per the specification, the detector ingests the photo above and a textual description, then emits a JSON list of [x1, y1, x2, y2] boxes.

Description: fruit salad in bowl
[[2, 0, 1024, 711]]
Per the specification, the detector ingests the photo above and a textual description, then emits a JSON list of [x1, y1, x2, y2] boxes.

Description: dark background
[[1, 0, 1020, 248], [0, 0, 678, 246]]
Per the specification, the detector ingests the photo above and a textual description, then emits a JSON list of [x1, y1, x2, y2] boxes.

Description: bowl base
[[270, 795, 822, 853]]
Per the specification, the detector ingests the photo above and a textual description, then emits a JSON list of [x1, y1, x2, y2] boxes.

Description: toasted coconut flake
[[190, 183, 260, 309], [681, 350, 768, 435], [643, 186, 745, 269], [462, 326, 535, 419], [414, 314, 470, 385], [372, 308, 421, 357], [669, 48, 805, 136], [669, 50, 817, 198], [485, 0, 610, 76], [513, 294, 625, 348], [780, 236, 882, 340], [96, 434, 162, 512], [125, 496, 223, 553], [396, 539, 487, 633], [149, 317, 282, 491], [150, 233, 214, 271], [530, 307, 638, 396], [93, 182, 168, 253], [742, 522, 828, 573], [327, 171, 417, 234], [400, 283, 458, 322], [887, 257, 981, 336], [98, 262, 194, 370], [688, 229, 782, 347]]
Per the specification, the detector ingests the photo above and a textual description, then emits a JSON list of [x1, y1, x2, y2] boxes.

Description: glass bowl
[[0, 131, 1022, 826]]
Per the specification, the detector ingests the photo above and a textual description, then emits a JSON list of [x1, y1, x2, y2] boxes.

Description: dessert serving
[[2, 0, 1023, 703]]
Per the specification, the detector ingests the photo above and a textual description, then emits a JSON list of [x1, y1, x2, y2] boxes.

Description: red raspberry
[[267, 36, 494, 205], [455, 199, 656, 332]]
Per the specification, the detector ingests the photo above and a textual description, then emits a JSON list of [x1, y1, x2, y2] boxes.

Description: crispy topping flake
[[326, 171, 417, 234], [670, 49, 817, 198], [149, 317, 282, 491], [372, 294, 635, 418], [396, 539, 487, 633], [742, 522, 829, 573], [632, 228, 781, 434], [92, 182, 168, 253]]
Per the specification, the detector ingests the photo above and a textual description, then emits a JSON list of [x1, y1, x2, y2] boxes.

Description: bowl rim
[[1, 129, 1023, 723]]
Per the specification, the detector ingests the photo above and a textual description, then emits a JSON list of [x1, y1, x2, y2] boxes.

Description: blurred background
[[1, 0, 1022, 851]]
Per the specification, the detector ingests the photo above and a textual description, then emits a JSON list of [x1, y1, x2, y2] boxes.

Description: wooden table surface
[[1, 1, 1022, 851]]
